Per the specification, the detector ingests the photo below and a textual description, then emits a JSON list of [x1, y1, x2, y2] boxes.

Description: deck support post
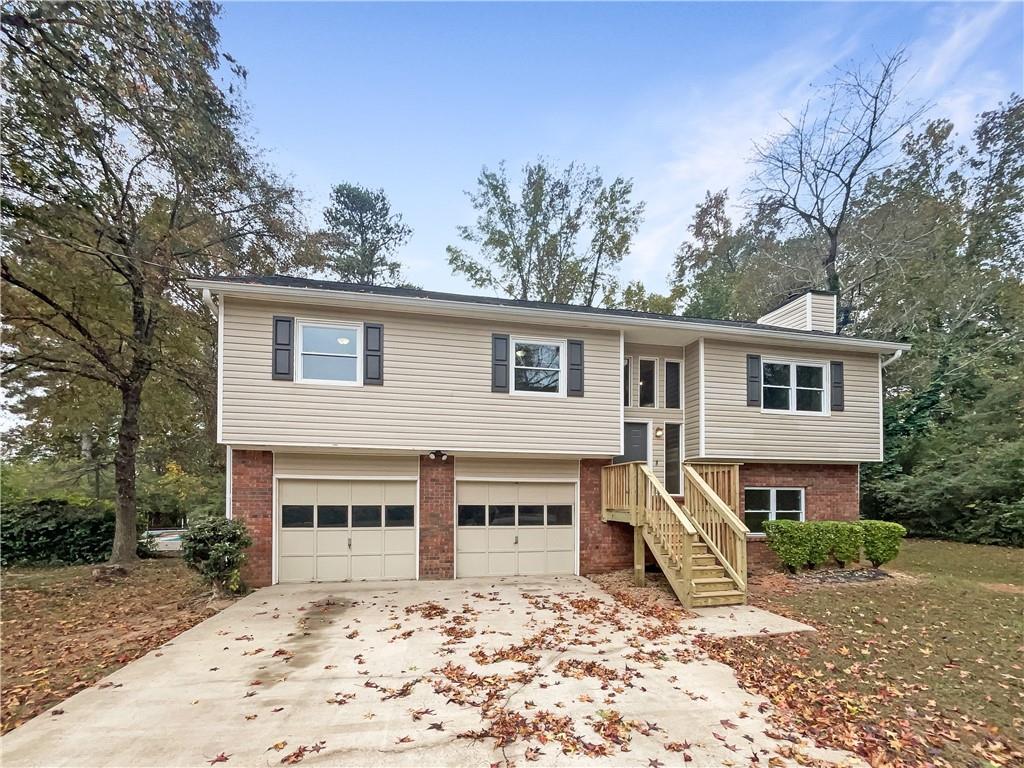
[[633, 525, 645, 586]]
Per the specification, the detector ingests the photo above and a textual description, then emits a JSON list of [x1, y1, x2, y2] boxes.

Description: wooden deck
[[600, 461, 748, 608]]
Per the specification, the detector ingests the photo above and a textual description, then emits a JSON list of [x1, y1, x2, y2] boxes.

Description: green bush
[[824, 521, 864, 567], [182, 517, 252, 595], [1, 496, 150, 566], [859, 520, 907, 567], [762, 520, 809, 573], [802, 521, 833, 568]]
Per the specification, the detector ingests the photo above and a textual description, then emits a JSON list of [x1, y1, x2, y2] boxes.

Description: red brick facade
[[230, 449, 274, 588], [738, 462, 860, 573], [418, 454, 455, 579], [578, 459, 634, 574]]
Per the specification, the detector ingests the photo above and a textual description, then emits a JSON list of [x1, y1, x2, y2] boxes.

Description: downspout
[[202, 287, 218, 315], [880, 349, 904, 369]]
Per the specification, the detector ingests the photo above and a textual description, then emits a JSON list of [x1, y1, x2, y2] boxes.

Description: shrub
[[1, 496, 149, 566], [182, 517, 252, 596], [859, 520, 907, 567], [762, 520, 809, 573], [825, 521, 864, 567], [802, 521, 832, 568]]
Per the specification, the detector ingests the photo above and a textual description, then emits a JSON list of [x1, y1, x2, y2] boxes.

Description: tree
[[1, 2, 312, 564], [318, 183, 414, 286], [618, 281, 678, 315], [447, 159, 645, 305], [748, 50, 926, 326]]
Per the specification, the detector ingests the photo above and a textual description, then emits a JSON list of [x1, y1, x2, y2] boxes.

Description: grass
[[1, 558, 222, 733], [699, 538, 1023, 767]]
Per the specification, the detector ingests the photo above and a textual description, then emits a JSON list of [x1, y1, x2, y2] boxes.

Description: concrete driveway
[[0, 576, 861, 768]]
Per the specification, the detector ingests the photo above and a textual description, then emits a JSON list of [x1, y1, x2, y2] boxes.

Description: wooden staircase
[[601, 461, 748, 609]]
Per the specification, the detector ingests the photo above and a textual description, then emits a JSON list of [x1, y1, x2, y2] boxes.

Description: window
[[512, 339, 563, 395], [762, 361, 826, 413], [639, 358, 656, 407], [385, 505, 415, 527], [458, 505, 485, 526], [665, 361, 681, 409], [488, 504, 515, 526], [546, 505, 573, 526], [317, 505, 348, 528], [351, 505, 382, 527], [744, 487, 804, 534], [623, 357, 631, 407], [517, 505, 544, 526], [282, 505, 314, 528], [298, 323, 360, 384]]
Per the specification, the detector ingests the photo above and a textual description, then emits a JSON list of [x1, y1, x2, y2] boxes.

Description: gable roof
[[188, 274, 910, 354]]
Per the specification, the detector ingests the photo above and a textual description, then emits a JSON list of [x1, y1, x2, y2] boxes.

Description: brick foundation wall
[[738, 462, 860, 573], [419, 454, 455, 579], [231, 449, 274, 588], [578, 459, 634, 574]]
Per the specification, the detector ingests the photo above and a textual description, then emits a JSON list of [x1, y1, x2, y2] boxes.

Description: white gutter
[[188, 279, 911, 354], [881, 348, 904, 369]]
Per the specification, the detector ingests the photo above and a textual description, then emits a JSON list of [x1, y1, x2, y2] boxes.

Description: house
[[188, 275, 908, 607]]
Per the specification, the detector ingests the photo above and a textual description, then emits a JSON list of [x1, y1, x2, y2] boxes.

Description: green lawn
[[699, 539, 1024, 768]]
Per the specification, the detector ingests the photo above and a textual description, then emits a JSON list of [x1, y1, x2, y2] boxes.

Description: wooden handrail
[[682, 464, 748, 589], [638, 464, 697, 535], [685, 462, 741, 511]]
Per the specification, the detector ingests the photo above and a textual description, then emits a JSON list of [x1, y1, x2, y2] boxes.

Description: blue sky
[[218, 1, 1023, 295]]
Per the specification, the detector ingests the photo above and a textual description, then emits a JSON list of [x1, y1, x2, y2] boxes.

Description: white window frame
[[664, 357, 683, 410], [638, 356, 658, 408], [623, 355, 633, 408], [510, 336, 566, 397], [743, 486, 805, 536], [296, 319, 363, 386], [761, 358, 829, 415]]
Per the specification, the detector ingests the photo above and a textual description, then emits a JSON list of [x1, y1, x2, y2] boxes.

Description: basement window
[[743, 487, 804, 535]]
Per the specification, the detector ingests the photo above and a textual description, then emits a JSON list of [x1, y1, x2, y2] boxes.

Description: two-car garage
[[272, 454, 579, 583]]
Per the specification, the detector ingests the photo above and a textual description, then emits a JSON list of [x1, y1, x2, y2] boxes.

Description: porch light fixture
[[428, 450, 449, 462], [654, 426, 664, 439]]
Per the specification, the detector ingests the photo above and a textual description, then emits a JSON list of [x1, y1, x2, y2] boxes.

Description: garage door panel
[[316, 481, 351, 505], [487, 528, 516, 552], [384, 553, 416, 579], [545, 484, 575, 505], [384, 529, 416, 554], [315, 530, 348, 556], [279, 556, 315, 583], [457, 528, 487, 554], [384, 481, 416, 505], [516, 484, 548, 504], [488, 552, 516, 576], [351, 554, 384, 580], [351, 482, 384, 505], [546, 550, 574, 574], [280, 480, 316, 505], [487, 483, 519, 504], [315, 555, 350, 581], [546, 528, 574, 550], [458, 482, 488, 505], [457, 552, 487, 576], [517, 550, 547, 575], [280, 529, 315, 557], [351, 529, 383, 555], [517, 528, 547, 551]]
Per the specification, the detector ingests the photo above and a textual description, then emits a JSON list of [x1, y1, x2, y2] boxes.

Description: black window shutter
[[665, 361, 681, 409], [567, 339, 584, 397], [364, 323, 384, 385], [746, 354, 761, 406], [272, 316, 294, 381], [830, 360, 845, 411], [492, 334, 510, 392]]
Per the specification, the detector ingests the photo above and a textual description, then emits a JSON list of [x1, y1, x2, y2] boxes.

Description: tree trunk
[[110, 383, 143, 565]]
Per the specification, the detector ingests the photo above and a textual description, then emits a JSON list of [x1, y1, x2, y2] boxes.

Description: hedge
[[859, 520, 907, 567], [182, 517, 252, 596], [1, 496, 151, 567], [762, 519, 905, 572]]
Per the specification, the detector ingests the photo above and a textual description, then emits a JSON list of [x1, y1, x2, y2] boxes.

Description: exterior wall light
[[654, 426, 664, 439], [428, 450, 449, 462]]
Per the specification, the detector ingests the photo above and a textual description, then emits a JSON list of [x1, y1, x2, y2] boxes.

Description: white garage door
[[278, 479, 416, 583], [456, 482, 575, 577]]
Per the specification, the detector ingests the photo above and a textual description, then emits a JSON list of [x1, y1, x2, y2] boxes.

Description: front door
[[617, 422, 648, 463]]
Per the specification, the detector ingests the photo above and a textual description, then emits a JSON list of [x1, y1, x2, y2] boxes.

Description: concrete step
[[689, 589, 746, 607]]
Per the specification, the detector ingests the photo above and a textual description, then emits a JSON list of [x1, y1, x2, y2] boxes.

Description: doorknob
[[514, 535, 519, 545]]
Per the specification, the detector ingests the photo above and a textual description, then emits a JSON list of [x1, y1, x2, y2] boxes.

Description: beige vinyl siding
[[221, 298, 621, 454], [683, 341, 701, 459], [274, 453, 419, 478], [757, 294, 809, 330], [623, 344, 685, 484], [455, 457, 579, 481], [809, 293, 837, 333], [700, 339, 881, 462]]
